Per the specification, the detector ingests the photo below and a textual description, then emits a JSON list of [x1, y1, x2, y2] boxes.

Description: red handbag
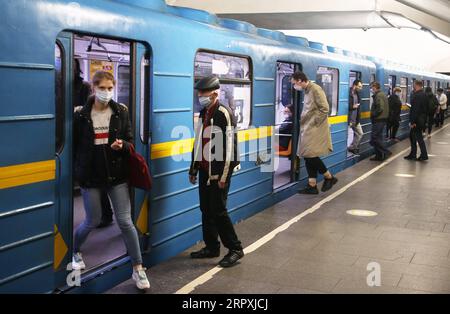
[[128, 144, 152, 190]]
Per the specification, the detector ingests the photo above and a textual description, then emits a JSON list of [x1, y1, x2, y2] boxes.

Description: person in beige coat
[[291, 71, 338, 195]]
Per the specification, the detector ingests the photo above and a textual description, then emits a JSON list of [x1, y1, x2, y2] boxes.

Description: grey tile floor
[[107, 123, 450, 294]]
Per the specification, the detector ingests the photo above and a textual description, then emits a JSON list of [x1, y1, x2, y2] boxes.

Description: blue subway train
[[0, 0, 449, 293]]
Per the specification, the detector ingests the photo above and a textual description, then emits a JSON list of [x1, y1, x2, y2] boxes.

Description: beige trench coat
[[296, 82, 333, 158]]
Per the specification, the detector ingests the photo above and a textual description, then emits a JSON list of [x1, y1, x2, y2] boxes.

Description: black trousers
[[304, 157, 328, 179], [198, 169, 242, 252], [427, 114, 434, 135], [437, 109, 445, 126], [370, 121, 391, 158], [409, 127, 428, 158], [390, 120, 400, 139]]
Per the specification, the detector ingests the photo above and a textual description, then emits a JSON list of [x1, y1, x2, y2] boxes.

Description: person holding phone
[[72, 71, 150, 290]]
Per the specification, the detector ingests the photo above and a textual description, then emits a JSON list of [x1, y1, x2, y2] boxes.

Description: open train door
[[53, 33, 152, 291], [130, 42, 151, 253], [54, 31, 74, 289]]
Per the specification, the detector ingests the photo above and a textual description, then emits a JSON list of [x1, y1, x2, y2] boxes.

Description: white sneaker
[[132, 268, 150, 290], [72, 252, 86, 270]]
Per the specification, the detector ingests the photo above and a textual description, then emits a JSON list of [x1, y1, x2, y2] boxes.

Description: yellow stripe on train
[[0, 160, 56, 189], [0, 116, 352, 188], [150, 117, 347, 160]]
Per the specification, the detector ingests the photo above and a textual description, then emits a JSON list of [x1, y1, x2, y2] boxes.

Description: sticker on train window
[[316, 66, 339, 116]]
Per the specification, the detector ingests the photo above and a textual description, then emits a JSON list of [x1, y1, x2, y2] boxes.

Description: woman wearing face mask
[[388, 87, 403, 141], [72, 71, 150, 290]]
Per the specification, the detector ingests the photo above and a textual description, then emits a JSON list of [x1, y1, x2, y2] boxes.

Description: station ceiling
[[166, 0, 450, 39], [166, 0, 450, 72]]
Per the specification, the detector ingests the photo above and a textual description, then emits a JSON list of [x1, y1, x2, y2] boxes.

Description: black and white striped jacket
[[189, 102, 240, 185]]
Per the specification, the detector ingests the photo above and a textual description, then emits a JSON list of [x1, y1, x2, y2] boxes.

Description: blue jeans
[[73, 182, 143, 266], [349, 122, 363, 150], [370, 121, 390, 158]]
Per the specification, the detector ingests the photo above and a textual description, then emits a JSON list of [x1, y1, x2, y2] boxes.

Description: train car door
[[54, 32, 74, 288], [273, 62, 302, 190], [54, 32, 150, 289], [130, 43, 151, 251]]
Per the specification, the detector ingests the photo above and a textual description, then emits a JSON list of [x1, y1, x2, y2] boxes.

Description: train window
[[349, 71, 361, 87], [400, 77, 408, 104], [194, 51, 252, 130], [427, 80, 431, 87], [55, 43, 64, 153], [316, 66, 339, 116], [117, 65, 130, 107], [140, 55, 150, 144], [388, 75, 397, 95]]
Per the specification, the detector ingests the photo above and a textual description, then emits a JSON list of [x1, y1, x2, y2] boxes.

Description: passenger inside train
[[273, 62, 299, 189]]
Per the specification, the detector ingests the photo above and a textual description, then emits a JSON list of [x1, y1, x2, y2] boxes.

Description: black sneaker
[[321, 177, 338, 192], [403, 155, 416, 160], [370, 156, 384, 161], [190, 247, 220, 259], [383, 151, 393, 160], [97, 218, 113, 228], [348, 148, 359, 155], [416, 156, 428, 162], [219, 249, 244, 268], [298, 184, 319, 195]]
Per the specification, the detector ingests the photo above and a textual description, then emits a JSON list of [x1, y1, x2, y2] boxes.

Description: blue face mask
[[198, 96, 212, 108]]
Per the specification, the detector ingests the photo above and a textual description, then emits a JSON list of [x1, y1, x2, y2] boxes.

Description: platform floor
[[107, 123, 450, 294]]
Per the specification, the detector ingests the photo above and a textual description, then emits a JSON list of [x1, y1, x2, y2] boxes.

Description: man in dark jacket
[[404, 80, 428, 161], [189, 75, 244, 268], [425, 86, 439, 137], [388, 87, 402, 141], [348, 80, 363, 154], [369, 82, 392, 161]]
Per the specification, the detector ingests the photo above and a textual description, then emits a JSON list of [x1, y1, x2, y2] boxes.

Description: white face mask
[[396, 92, 402, 97], [95, 88, 114, 104], [198, 96, 212, 108], [293, 84, 302, 91]]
